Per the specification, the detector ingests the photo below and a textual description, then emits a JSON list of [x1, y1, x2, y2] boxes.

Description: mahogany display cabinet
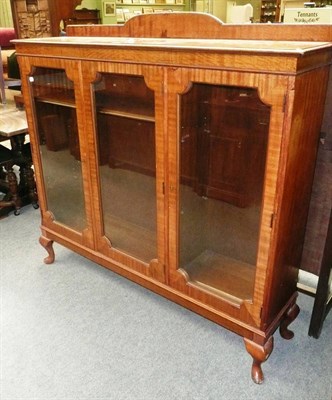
[[14, 14, 332, 383]]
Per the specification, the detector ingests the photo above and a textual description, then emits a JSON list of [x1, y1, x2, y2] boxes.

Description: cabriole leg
[[279, 302, 300, 340], [39, 235, 55, 264], [244, 336, 274, 384]]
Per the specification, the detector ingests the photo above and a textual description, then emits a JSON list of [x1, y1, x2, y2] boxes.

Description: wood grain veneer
[[14, 14, 332, 383]]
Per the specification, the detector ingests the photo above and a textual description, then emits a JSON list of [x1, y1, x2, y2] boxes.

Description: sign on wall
[[284, 7, 332, 23]]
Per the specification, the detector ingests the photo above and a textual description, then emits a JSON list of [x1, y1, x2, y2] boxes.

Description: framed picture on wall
[[104, 1, 116, 16]]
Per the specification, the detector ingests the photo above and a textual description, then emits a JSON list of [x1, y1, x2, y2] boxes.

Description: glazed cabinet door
[[167, 68, 288, 328], [81, 63, 166, 282], [20, 57, 94, 247]]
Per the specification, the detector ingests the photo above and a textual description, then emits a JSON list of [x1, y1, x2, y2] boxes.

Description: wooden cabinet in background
[[14, 14, 332, 383], [183, 86, 269, 207], [64, 9, 101, 28], [10, 0, 83, 38], [260, 0, 280, 22]]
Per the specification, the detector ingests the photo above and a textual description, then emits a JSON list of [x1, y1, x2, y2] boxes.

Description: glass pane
[[179, 83, 270, 303], [94, 73, 157, 263], [31, 67, 86, 231]]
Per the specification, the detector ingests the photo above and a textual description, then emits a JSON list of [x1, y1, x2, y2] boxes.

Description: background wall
[[194, 0, 262, 23], [0, 0, 14, 27], [77, 0, 100, 8], [76, 0, 116, 24], [0, 0, 266, 29]]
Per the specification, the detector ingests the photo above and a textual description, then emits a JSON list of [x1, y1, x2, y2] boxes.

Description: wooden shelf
[[33, 83, 76, 108], [96, 91, 154, 121], [104, 214, 157, 263], [35, 95, 76, 108], [98, 105, 154, 122], [184, 250, 256, 304]]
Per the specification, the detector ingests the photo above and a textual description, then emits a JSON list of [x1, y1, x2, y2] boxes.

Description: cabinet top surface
[[13, 36, 332, 55]]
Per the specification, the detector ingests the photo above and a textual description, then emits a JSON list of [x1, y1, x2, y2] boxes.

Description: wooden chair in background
[[308, 209, 332, 338], [0, 47, 21, 104]]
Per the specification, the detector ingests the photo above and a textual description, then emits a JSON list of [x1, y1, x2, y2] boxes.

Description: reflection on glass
[[179, 83, 270, 303], [31, 67, 86, 231], [94, 73, 157, 263]]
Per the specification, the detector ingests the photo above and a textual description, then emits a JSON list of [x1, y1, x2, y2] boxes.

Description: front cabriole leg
[[244, 336, 274, 384], [39, 235, 55, 264]]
